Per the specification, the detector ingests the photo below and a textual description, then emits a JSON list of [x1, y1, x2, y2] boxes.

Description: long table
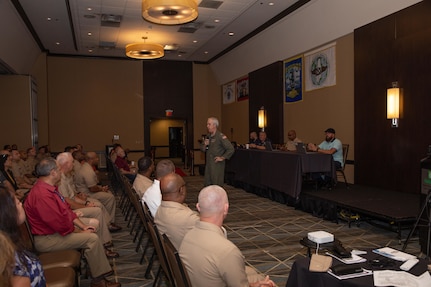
[[285, 250, 429, 287], [225, 149, 334, 200]]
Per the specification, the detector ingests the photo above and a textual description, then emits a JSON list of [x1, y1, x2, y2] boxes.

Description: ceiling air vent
[[99, 41, 116, 50], [101, 14, 122, 27], [178, 22, 202, 33], [199, 0, 223, 9]]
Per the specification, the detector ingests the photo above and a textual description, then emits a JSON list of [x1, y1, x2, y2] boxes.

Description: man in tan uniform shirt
[[179, 185, 275, 287]]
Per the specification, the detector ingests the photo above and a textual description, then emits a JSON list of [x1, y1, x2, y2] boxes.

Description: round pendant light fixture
[[142, 0, 198, 25], [125, 41, 164, 60]]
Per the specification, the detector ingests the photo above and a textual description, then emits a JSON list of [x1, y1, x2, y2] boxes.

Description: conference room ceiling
[[14, 0, 304, 63]]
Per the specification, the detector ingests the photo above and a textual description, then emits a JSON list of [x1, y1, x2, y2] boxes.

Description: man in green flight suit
[[202, 117, 235, 186]]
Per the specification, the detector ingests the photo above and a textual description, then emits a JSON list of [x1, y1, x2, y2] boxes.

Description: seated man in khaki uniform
[[179, 185, 275, 287], [154, 173, 199, 249]]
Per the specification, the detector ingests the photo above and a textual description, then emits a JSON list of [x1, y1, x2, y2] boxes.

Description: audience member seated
[[24, 146, 38, 176], [142, 159, 175, 217], [24, 157, 121, 287], [179, 185, 275, 287], [36, 145, 51, 162], [249, 131, 272, 150], [0, 152, 31, 199], [0, 184, 47, 287], [10, 149, 36, 186], [57, 152, 116, 252], [249, 131, 259, 144], [132, 156, 154, 197], [0, 230, 15, 287], [114, 146, 136, 183], [282, 130, 302, 151], [154, 173, 199, 250], [73, 151, 122, 233]]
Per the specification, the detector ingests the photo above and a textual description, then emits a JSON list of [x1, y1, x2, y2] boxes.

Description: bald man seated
[[179, 185, 275, 287], [154, 173, 199, 250]]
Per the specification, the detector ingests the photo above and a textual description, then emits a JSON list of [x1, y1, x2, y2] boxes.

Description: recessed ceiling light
[[193, 40, 197, 43], [204, 51, 208, 54], [47, 17, 51, 21], [87, 32, 92, 36], [55, 42, 60, 45], [214, 19, 220, 23], [269, 2, 274, 6], [88, 49, 93, 53], [228, 32, 234, 36], [87, 7, 92, 11]]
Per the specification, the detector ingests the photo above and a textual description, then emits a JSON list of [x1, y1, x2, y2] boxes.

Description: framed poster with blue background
[[284, 56, 303, 103]]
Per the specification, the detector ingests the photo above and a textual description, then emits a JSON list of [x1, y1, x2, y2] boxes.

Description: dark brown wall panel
[[249, 61, 284, 144], [143, 61, 193, 154], [354, 1, 431, 193]]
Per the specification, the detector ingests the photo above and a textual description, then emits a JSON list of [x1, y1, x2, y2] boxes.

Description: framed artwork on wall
[[222, 81, 236, 104], [284, 56, 303, 103], [305, 42, 336, 91], [236, 76, 249, 101]]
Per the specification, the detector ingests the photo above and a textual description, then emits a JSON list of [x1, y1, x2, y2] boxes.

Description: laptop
[[265, 141, 273, 151], [296, 142, 313, 154]]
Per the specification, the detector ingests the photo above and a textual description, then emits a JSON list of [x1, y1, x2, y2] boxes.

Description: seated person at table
[[307, 128, 343, 170], [282, 130, 302, 151], [179, 185, 275, 287], [249, 131, 259, 144], [308, 128, 343, 188], [249, 131, 272, 150]]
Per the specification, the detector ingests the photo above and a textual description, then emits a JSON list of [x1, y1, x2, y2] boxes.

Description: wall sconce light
[[258, 106, 267, 131], [142, 0, 198, 25], [387, 81, 402, 128]]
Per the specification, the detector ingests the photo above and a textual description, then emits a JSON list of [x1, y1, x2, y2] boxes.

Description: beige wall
[[46, 57, 144, 153], [0, 75, 33, 149]]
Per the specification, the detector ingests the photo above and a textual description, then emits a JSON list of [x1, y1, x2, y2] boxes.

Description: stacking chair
[[44, 267, 76, 287], [162, 234, 192, 287], [336, 144, 349, 188], [142, 202, 175, 286], [21, 221, 81, 286]]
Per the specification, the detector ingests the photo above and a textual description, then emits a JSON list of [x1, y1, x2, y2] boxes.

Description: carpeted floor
[[79, 170, 422, 287]]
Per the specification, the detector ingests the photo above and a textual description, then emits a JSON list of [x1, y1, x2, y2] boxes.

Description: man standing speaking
[[202, 117, 235, 186]]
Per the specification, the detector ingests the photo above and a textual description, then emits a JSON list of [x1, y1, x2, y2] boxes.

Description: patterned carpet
[[79, 171, 422, 287]]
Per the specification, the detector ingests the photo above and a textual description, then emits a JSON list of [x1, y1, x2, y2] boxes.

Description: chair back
[[143, 202, 175, 285], [340, 144, 349, 171], [162, 234, 192, 287]]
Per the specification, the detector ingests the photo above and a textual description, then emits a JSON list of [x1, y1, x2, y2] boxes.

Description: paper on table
[[326, 252, 367, 264], [373, 270, 431, 287], [372, 247, 416, 262]]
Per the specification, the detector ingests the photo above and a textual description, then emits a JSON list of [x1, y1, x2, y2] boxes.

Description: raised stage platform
[[300, 185, 421, 240]]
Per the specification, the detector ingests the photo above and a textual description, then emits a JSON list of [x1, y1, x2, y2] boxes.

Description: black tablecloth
[[226, 149, 333, 198], [286, 250, 429, 287]]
